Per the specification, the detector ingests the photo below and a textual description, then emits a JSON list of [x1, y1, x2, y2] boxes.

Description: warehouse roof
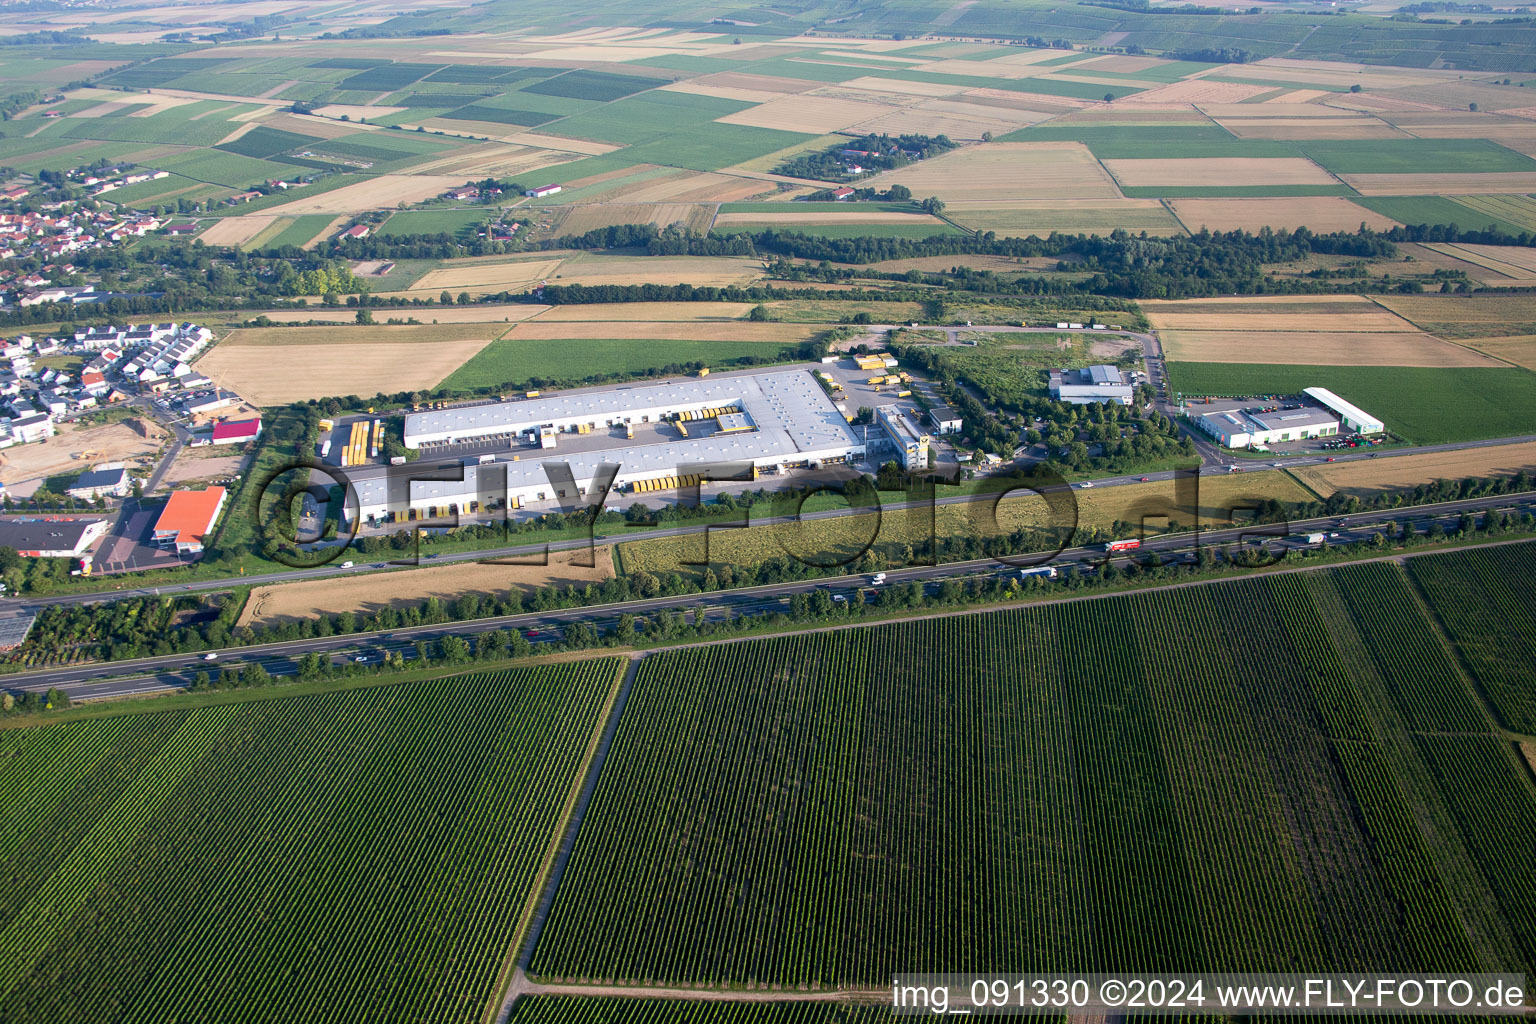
[[153, 487, 225, 547], [1303, 387, 1383, 429], [404, 370, 855, 453], [71, 466, 129, 491], [1246, 407, 1338, 431]]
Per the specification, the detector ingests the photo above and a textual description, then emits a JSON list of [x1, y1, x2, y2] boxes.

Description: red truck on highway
[[1105, 539, 1141, 553]]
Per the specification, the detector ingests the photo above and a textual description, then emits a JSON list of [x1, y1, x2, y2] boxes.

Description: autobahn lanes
[[8, 492, 1534, 702], [11, 430, 1536, 614]]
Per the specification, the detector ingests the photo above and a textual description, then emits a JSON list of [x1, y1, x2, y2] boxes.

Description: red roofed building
[[153, 486, 227, 555], [340, 224, 370, 239], [211, 417, 262, 445], [830, 187, 855, 200]]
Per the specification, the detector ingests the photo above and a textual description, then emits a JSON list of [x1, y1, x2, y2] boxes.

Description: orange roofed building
[[152, 486, 227, 555]]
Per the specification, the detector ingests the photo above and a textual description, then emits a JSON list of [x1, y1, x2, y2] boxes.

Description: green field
[[1004, 124, 1292, 159], [530, 564, 1535, 985], [1296, 138, 1536, 175], [1407, 543, 1536, 734], [0, 661, 620, 1024], [378, 208, 491, 237], [441, 337, 803, 392], [216, 125, 319, 159], [523, 69, 662, 102], [1165, 363, 1536, 443], [1352, 195, 1534, 235], [258, 214, 339, 249], [535, 91, 753, 146]]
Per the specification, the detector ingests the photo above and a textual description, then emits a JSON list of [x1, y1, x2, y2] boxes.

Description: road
[[6, 491, 1531, 701]]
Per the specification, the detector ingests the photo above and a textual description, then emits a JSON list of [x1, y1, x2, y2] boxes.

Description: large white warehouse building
[[1303, 387, 1385, 435], [352, 370, 866, 525]]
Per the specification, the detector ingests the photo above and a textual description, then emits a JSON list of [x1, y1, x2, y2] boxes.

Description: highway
[[6, 490, 1532, 702]]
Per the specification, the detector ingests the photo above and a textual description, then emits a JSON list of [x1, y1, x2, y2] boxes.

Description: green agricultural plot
[[377, 209, 491, 237], [507, 1000, 883, 1023], [1165, 363, 1536, 444], [0, 661, 620, 1024], [217, 125, 319, 159], [535, 91, 753, 146], [61, 105, 248, 148], [1296, 138, 1536, 175], [338, 62, 447, 91], [441, 337, 803, 392], [531, 566, 1534, 985], [622, 123, 814, 173], [98, 57, 233, 89], [523, 69, 662, 102], [151, 149, 295, 188], [449, 105, 558, 127], [1005, 125, 1293, 159], [1352, 195, 1533, 235]]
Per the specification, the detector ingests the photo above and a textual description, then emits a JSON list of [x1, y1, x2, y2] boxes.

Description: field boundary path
[[498, 968, 888, 1013]]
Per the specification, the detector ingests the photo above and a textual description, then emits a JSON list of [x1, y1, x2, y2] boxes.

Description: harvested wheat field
[[621, 472, 1312, 573], [0, 418, 166, 488], [1292, 441, 1536, 499], [605, 173, 769, 204], [1159, 329, 1498, 367], [551, 204, 715, 235], [864, 141, 1120, 202], [946, 198, 1181, 236], [717, 96, 898, 133], [197, 216, 279, 247], [1169, 197, 1399, 233], [1456, 335, 1536, 370], [250, 303, 550, 325], [1372, 293, 1536, 327], [1341, 172, 1536, 195], [530, 301, 756, 321], [1141, 295, 1412, 330], [713, 210, 949, 226], [547, 255, 765, 288], [1104, 157, 1335, 187], [1222, 120, 1409, 140], [852, 104, 1034, 140], [506, 320, 816, 343], [1421, 243, 1536, 283], [408, 258, 565, 295], [237, 547, 614, 627], [198, 324, 504, 405], [1122, 79, 1276, 105], [262, 175, 470, 215]]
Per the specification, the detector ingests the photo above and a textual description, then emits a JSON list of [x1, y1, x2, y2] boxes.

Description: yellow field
[[237, 548, 613, 627], [863, 141, 1120, 202], [1292, 442, 1536, 499], [529, 301, 756, 321], [1121, 79, 1276, 105], [1160, 329, 1498, 367], [1104, 157, 1335, 187], [261, 174, 470, 215], [196, 216, 279, 247], [946, 198, 1182, 236], [249, 303, 550, 324], [602, 173, 769, 204], [544, 254, 766, 288], [551, 203, 716, 235], [1455, 335, 1536, 369], [1224, 121, 1409, 141], [713, 210, 949, 226], [1169, 197, 1400, 233], [198, 324, 504, 405], [1341, 172, 1536, 195], [1422, 243, 1536, 283], [621, 473, 1313, 573], [851, 104, 1041, 140], [505, 320, 817, 343], [716, 95, 898, 133], [1371, 293, 1536, 327], [1141, 295, 1409, 330], [409, 258, 566, 295]]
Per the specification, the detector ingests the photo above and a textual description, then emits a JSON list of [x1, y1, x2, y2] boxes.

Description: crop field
[[260, 174, 472, 214], [238, 548, 615, 627], [1371, 294, 1536, 339], [529, 302, 757, 321], [621, 471, 1313, 576], [1168, 197, 1399, 233], [0, 660, 621, 1024], [941, 198, 1181, 236], [1166, 363, 1536, 443], [505, 999, 883, 1023], [1350, 195, 1534, 234], [1290, 440, 1536, 500], [1454, 335, 1536, 370], [1141, 295, 1415, 332], [861, 142, 1121, 202], [1409, 544, 1536, 735], [198, 324, 504, 405], [1160, 329, 1496, 368], [506, 321, 818, 343], [1421, 244, 1536, 284], [1103, 157, 1336, 188], [441, 336, 804, 392], [530, 565, 1535, 986], [550, 203, 717, 235], [1341, 172, 1536, 196], [195, 215, 281, 247], [376, 209, 491, 238]]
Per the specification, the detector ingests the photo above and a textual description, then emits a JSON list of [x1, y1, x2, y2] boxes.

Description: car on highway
[[354, 655, 369, 663], [340, 561, 354, 569], [1139, 476, 1150, 482], [203, 652, 218, 661]]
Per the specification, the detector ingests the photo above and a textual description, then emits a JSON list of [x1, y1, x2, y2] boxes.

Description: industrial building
[[1303, 387, 1385, 435], [926, 403, 962, 435], [66, 465, 131, 500], [211, 417, 262, 445], [152, 486, 226, 555], [1049, 365, 1135, 406], [877, 406, 930, 471], [1195, 405, 1339, 449], [0, 517, 108, 557], [353, 370, 866, 526]]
